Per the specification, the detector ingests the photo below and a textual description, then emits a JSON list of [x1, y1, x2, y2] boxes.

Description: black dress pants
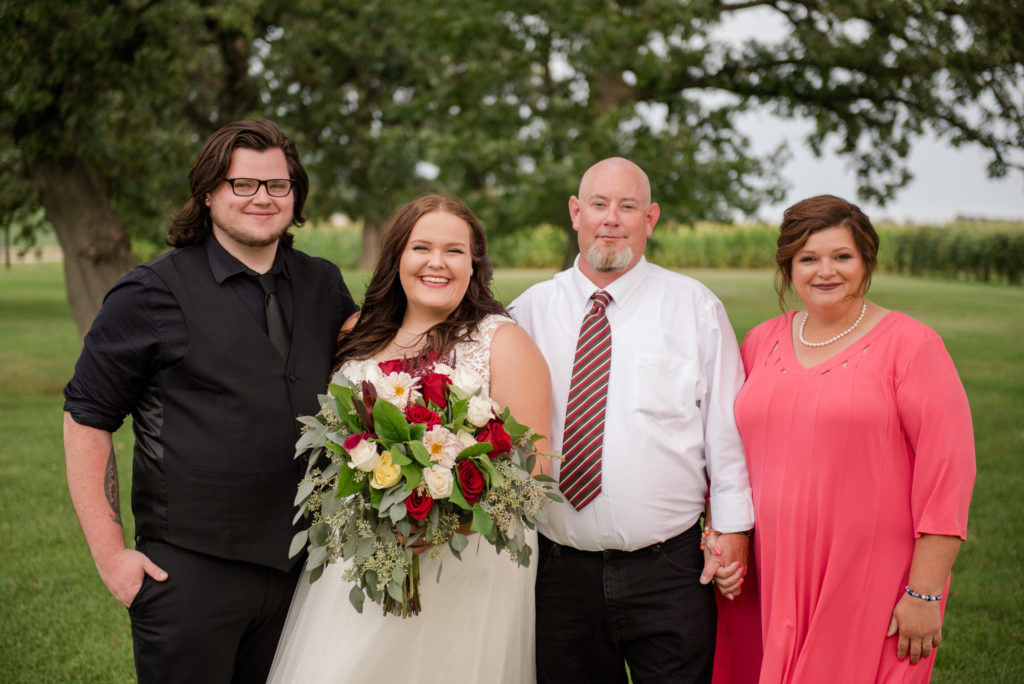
[[128, 539, 301, 684], [535, 522, 716, 684]]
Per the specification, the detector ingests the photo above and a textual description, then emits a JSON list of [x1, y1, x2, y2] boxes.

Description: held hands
[[699, 527, 749, 599], [887, 592, 943, 663], [97, 548, 167, 607]]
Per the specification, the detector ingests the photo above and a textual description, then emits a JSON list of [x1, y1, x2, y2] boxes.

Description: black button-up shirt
[[64, 237, 356, 432]]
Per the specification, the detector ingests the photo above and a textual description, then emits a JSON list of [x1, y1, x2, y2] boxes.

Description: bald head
[[578, 157, 652, 206], [569, 157, 660, 287]]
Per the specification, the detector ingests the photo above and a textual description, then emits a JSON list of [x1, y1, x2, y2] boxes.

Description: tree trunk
[[30, 157, 137, 337], [358, 218, 386, 270]]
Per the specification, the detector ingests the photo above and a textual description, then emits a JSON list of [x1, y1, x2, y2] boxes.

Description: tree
[[3, 0, 1022, 332], [0, 0, 286, 333]]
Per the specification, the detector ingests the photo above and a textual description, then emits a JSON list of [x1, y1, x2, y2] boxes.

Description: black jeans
[[128, 539, 301, 684], [535, 522, 716, 684]]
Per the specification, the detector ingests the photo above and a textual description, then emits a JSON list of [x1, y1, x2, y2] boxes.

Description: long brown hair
[[167, 119, 309, 248], [334, 195, 506, 368], [774, 194, 880, 311]]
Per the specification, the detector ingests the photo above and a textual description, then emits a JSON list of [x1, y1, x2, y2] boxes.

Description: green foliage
[[879, 223, 1024, 285], [4, 0, 1022, 271]]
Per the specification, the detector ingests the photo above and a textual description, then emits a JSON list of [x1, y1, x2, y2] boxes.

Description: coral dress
[[268, 315, 537, 683], [732, 312, 974, 684]]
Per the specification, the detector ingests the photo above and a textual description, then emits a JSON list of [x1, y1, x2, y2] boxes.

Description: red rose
[[378, 359, 405, 375], [420, 372, 451, 409], [405, 404, 441, 429], [476, 418, 513, 457], [456, 460, 486, 506], [404, 490, 434, 520]]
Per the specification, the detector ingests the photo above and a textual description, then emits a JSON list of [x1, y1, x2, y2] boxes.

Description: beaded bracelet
[[905, 586, 942, 602]]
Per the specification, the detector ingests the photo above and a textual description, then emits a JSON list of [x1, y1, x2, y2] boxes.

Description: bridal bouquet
[[289, 355, 559, 617]]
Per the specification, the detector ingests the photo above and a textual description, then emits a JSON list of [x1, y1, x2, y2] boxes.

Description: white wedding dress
[[268, 315, 537, 683]]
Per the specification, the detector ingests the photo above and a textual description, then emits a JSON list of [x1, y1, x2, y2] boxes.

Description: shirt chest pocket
[[631, 354, 701, 422]]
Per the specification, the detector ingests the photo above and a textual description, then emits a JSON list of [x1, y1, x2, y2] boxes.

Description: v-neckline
[[782, 310, 901, 373]]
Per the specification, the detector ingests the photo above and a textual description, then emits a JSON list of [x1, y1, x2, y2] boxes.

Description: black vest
[[132, 245, 337, 570]]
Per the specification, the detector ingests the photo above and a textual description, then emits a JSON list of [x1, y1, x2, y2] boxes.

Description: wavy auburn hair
[[167, 119, 309, 248], [774, 194, 880, 311], [334, 195, 506, 369]]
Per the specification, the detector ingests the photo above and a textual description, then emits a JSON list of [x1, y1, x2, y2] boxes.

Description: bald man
[[511, 158, 753, 683]]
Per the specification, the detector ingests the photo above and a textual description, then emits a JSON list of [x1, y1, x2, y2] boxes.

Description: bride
[[268, 195, 551, 683]]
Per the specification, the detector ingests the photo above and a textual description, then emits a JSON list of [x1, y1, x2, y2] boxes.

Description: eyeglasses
[[223, 178, 295, 197]]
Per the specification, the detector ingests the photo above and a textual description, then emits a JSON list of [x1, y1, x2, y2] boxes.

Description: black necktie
[[257, 273, 290, 358]]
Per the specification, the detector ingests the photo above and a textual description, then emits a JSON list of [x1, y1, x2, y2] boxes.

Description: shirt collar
[[202, 236, 288, 284], [570, 255, 650, 311]]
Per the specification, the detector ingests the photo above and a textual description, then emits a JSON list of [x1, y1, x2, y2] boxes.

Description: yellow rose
[[369, 452, 402, 489]]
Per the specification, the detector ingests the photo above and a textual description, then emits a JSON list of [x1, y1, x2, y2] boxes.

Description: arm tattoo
[[104, 447, 122, 526]]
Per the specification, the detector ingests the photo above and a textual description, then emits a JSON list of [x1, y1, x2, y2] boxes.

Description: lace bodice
[[338, 314, 513, 389]]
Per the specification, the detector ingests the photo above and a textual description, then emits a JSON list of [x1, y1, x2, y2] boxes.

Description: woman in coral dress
[[268, 195, 551, 683], [729, 195, 975, 683]]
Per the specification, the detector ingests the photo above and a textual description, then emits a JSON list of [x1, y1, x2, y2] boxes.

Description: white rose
[[348, 438, 381, 472], [452, 365, 485, 396], [466, 394, 494, 428], [422, 464, 454, 499]]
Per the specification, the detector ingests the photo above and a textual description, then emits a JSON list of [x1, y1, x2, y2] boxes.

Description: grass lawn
[[1, 263, 1021, 682]]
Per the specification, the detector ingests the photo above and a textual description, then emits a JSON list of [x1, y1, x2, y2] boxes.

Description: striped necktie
[[559, 290, 612, 510]]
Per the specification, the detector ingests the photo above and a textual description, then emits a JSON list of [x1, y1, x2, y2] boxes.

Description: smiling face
[[398, 211, 474, 323], [569, 158, 659, 286], [205, 147, 294, 260], [791, 225, 867, 311]]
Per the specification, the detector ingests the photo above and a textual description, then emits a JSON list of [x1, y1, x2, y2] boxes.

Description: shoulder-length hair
[[774, 194, 880, 311], [167, 119, 309, 248], [334, 194, 505, 368]]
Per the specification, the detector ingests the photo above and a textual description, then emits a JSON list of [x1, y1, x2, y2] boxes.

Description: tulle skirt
[[268, 531, 537, 683]]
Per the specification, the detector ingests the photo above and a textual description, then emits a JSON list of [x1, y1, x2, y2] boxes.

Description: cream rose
[[466, 394, 494, 428], [370, 452, 402, 489], [422, 464, 454, 499], [346, 435, 381, 472]]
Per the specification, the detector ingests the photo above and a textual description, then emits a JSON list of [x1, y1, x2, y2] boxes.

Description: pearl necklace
[[798, 301, 867, 348]]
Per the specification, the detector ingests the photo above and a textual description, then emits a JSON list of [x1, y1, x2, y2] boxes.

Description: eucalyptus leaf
[[294, 478, 315, 505], [389, 501, 408, 523], [387, 580, 403, 601], [309, 522, 330, 547], [349, 585, 365, 614], [320, 490, 341, 519], [288, 529, 308, 559], [309, 565, 324, 584], [306, 544, 328, 570], [451, 532, 469, 553], [355, 536, 375, 565]]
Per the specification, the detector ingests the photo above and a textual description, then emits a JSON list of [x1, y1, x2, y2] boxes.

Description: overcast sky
[[716, 10, 1024, 225], [740, 109, 1024, 225]]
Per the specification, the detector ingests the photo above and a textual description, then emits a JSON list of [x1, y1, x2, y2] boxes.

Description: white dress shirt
[[510, 257, 753, 551]]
